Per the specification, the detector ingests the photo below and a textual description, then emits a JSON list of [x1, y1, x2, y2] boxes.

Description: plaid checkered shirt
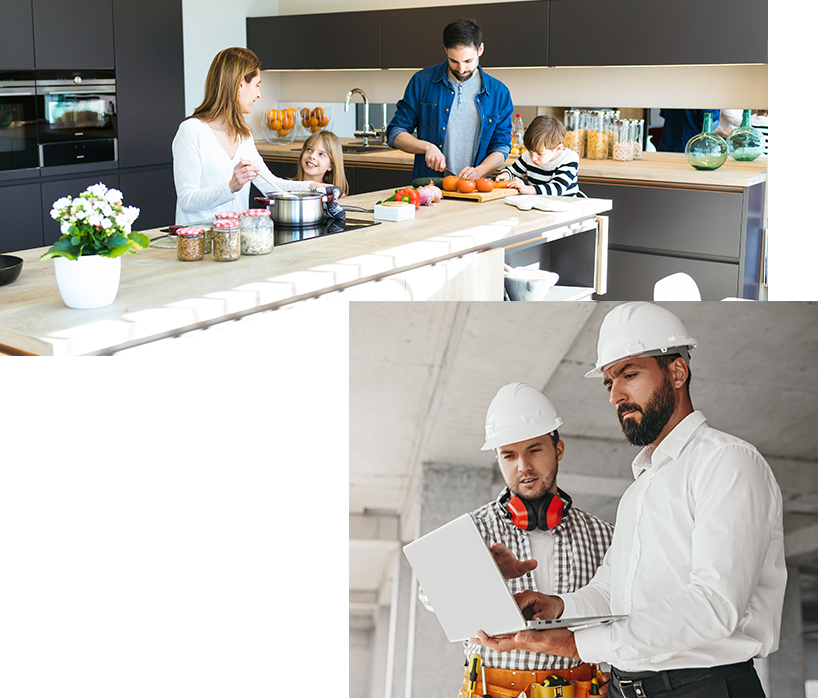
[[464, 488, 614, 670]]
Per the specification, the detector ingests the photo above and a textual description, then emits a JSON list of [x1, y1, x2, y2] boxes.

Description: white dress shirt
[[560, 411, 786, 672], [172, 118, 312, 224]]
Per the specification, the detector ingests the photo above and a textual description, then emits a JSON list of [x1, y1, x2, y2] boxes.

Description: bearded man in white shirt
[[474, 302, 787, 698]]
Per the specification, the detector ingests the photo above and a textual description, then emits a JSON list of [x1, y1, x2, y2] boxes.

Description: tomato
[[395, 188, 421, 209], [476, 178, 495, 193], [442, 175, 460, 192], [456, 178, 477, 194]]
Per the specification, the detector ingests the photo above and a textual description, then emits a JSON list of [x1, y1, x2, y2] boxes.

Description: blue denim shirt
[[386, 62, 513, 180]]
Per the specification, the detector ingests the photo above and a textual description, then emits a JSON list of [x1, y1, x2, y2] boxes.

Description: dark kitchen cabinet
[[113, 0, 185, 168], [247, 11, 381, 70], [381, 2, 549, 69], [0, 183, 43, 253], [32, 0, 114, 69], [353, 166, 411, 195], [549, 0, 767, 67], [119, 167, 176, 230], [40, 174, 119, 246], [580, 180, 764, 300], [604, 249, 739, 301], [1, 0, 35, 70]]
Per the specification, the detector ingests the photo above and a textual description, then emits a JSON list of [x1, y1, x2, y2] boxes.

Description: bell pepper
[[395, 187, 421, 209]]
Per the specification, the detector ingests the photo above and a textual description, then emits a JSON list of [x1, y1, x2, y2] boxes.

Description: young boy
[[496, 115, 579, 196]]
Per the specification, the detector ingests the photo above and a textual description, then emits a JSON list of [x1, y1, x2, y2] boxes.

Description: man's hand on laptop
[[470, 627, 580, 661], [514, 589, 565, 620], [489, 543, 538, 579]]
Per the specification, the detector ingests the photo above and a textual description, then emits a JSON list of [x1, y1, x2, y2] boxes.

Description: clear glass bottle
[[176, 226, 204, 261], [564, 109, 584, 157], [512, 113, 525, 149], [212, 220, 241, 261], [727, 109, 764, 161], [612, 120, 633, 161], [684, 112, 728, 171], [604, 110, 619, 158], [240, 208, 274, 255], [585, 111, 608, 160]]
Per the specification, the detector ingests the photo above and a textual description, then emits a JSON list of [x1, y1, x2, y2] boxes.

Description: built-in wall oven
[[0, 71, 39, 172], [35, 70, 117, 167]]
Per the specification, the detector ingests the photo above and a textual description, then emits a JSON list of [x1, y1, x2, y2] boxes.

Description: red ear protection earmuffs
[[501, 488, 573, 531]]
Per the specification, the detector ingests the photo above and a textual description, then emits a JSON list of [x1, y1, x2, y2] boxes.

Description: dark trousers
[[609, 660, 765, 698]]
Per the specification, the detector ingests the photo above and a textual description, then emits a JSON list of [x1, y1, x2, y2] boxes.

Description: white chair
[[653, 272, 702, 301]]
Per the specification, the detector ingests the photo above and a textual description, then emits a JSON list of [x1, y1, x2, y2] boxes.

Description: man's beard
[[617, 373, 677, 447], [451, 67, 477, 82]]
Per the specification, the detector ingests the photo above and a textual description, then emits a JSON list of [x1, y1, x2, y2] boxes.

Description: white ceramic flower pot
[[53, 255, 122, 309]]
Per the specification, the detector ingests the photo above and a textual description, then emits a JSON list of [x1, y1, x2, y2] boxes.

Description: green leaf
[[39, 238, 82, 261], [128, 231, 150, 250]]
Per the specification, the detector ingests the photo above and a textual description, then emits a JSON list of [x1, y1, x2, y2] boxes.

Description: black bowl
[[0, 255, 24, 286]]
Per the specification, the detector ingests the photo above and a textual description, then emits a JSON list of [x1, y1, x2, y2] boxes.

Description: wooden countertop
[[0, 188, 611, 355], [257, 138, 766, 189]]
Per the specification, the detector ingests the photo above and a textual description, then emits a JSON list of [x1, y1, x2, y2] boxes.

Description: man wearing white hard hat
[[474, 303, 787, 698], [443, 382, 613, 698]]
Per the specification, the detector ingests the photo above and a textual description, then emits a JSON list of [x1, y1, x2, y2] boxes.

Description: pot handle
[[255, 196, 275, 206]]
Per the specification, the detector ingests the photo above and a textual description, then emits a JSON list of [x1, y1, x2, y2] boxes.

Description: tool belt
[[458, 663, 597, 698]]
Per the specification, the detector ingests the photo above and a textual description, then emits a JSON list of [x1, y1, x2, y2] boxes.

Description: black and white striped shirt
[[499, 148, 580, 197], [465, 488, 614, 670]]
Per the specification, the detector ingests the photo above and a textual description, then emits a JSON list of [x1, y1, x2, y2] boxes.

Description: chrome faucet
[[345, 88, 381, 145]]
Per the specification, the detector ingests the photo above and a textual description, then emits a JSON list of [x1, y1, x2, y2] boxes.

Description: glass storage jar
[[604, 110, 619, 158], [684, 112, 728, 171], [240, 208, 273, 255], [564, 109, 585, 157], [214, 211, 240, 221], [612, 120, 633, 161], [176, 226, 204, 261], [585, 111, 608, 160], [212, 219, 241, 261], [630, 119, 644, 159], [727, 109, 764, 161]]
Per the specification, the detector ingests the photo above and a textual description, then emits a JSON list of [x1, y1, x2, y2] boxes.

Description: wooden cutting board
[[441, 188, 519, 203]]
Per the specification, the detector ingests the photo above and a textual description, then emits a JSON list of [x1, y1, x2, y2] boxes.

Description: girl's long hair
[[188, 47, 260, 141]]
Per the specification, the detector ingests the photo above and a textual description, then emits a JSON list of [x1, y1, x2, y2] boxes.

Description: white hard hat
[[481, 382, 563, 451], [585, 302, 698, 378]]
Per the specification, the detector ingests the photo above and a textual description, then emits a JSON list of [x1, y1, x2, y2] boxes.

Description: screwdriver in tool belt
[[468, 653, 481, 697], [481, 663, 490, 698]]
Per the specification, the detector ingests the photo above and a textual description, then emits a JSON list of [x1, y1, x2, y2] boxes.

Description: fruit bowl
[[261, 107, 299, 145], [297, 106, 333, 140]]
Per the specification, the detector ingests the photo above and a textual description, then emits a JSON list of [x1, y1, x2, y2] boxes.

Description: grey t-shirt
[[443, 71, 482, 175]]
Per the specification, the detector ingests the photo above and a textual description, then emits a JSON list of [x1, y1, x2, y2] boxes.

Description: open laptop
[[403, 513, 625, 642]]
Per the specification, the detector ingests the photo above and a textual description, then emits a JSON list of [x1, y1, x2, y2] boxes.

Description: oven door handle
[[36, 87, 116, 95], [0, 90, 35, 96]]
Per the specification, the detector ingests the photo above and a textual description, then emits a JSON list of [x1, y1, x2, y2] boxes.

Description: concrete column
[[765, 563, 806, 698], [368, 605, 391, 698], [407, 462, 497, 698]]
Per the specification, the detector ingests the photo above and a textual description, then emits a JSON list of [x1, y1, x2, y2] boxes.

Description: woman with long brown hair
[[172, 47, 317, 224]]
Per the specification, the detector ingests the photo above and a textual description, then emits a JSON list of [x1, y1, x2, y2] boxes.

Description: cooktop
[[275, 217, 381, 245]]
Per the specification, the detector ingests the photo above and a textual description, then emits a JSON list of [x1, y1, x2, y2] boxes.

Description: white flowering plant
[[40, 182, 149, 260]]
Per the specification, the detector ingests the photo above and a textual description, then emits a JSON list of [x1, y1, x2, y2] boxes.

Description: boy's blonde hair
[[523, 115, 566, 152], [296, 130, 349, 197]]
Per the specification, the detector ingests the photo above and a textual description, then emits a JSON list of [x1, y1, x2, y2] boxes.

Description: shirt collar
[[631, 410, 708, 479]]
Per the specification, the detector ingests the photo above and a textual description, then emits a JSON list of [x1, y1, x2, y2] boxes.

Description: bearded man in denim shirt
[[386, 18, 514, 181]]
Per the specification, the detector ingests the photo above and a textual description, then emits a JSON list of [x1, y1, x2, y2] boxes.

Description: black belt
[[612, 660, 753, 698]]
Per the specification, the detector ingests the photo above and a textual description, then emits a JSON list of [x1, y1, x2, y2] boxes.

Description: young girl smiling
[[296, 130, 348, 197]]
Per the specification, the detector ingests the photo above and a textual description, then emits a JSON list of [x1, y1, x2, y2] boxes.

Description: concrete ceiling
[[349, 301, 818, 636]]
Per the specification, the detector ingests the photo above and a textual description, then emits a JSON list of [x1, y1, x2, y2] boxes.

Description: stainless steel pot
[[255, 190, 334, 226]]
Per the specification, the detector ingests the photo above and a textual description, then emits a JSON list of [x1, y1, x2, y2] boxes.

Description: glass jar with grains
[[585, 111, 608, 160], [240, 208, 273, 255], [564, 109, 585, 157], [212, 219, 242, 261], [176, 226, 205, 261], [612, 120, 634, 161]]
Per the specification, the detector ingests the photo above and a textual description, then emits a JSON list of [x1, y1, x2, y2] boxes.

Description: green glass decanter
[[727, 109, 764, 161], [684, 112, 728, 171]]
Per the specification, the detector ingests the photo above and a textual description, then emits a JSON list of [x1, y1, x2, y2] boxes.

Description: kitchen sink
[[341, 144, 393, 154]]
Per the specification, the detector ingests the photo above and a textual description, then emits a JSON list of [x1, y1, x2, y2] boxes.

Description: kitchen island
[[0, 187, 611, 356], [261, 139, 767, 299]]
